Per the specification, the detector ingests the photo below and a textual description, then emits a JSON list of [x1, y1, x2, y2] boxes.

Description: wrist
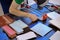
[[26, 13, 31, 18]]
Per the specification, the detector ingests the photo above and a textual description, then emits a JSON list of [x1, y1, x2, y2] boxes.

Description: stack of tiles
[[49, 16, 60, 29], [49, 31, 60, 40], [16, 31, 37, 40], [0, 3, 4, 16], [2, 25, 16, 38], [10, 20, 28, 29], [9, 20, 28, 34], [47, 12, 60, 19], [0, 15, 14, 26], [31, 22, 52, 36]]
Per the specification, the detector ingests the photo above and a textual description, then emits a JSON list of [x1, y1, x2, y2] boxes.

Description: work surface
[[0, 3, 60, 40]]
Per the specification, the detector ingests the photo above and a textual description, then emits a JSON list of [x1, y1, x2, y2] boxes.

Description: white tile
[[0, 3, 4, 16], [9, 22, 23, 34], [9, 20, 28, 34], [50, 31, 60, 40], [31, 22, 52, 36], [17, 20, 28, 28], [49, 0, 60, 5], [49, 16, 60, 29], [47, 12, 60, 19], [16, 31, 37, 40], [10, 20, 28, 29], [28, 0, 36, 6]]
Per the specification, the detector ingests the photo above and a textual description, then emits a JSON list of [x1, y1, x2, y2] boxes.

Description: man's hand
[[28, 14, 38, 22]]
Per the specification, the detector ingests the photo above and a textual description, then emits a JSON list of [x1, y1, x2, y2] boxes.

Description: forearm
[[9, 0, 30, 17], [9, 8, 30, 17]]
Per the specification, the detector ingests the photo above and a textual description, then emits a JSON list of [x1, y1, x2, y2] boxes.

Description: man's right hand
[[28, 14, 38, 22]]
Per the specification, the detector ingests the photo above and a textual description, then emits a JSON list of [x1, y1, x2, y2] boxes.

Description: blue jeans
[[0, 0, 12, 14]]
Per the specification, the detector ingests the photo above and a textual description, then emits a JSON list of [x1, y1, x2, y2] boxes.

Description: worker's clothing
[[15, 0, 24, 4], [0, 0, 12, 13]]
